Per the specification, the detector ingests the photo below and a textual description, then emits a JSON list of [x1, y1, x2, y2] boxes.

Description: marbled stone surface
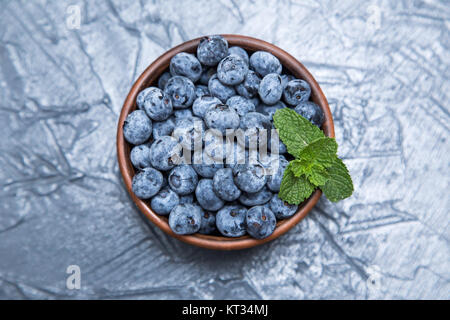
[[0, 0, 448, 300]]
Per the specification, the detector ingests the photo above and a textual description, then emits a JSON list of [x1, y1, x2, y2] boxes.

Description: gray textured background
[[0, 0, 449, 300]]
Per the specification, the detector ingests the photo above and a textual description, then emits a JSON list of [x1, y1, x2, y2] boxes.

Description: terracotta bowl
[[117, 34, 334, 250]]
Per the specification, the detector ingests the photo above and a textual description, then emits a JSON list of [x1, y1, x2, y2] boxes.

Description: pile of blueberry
[[122, 35, 325, 239]]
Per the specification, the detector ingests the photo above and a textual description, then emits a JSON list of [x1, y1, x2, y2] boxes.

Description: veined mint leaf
[[273, 108, 324, 158], [279, 167, 315, 205], [288, 159, 330, 186], [298, 137, 338, 168], [320, 157, 354, 202]]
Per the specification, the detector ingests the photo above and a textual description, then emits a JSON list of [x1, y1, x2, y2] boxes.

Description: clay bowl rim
[[117, 34, 334, 251]]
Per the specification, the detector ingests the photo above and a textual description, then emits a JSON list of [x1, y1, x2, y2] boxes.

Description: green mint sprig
[[273, 108, 354, 204]]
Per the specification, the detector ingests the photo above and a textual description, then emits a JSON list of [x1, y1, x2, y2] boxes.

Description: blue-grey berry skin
[[235, 70, 261, 99], [199, 67, 216, 85], [226, 95, 255, 117], [246, 205, 276, 239], [173, 117, 205, 151], [168, 165, 198, 195], [204, 134, 227, 161], [195, 85, 209, 98], [238, 186, 273, 206], [204, 103, 240, 135], [233, 163, 267, 193], [179, 194, 194, 204], [197, 35, 228, 67], [150, 187, 180, 216], [237, 112, 272, 149], [249, 96, 260, 108], [195, 179, 225, 211], [152, 117, 175, 140], [249, 51, 282, 77], [258, 73, 283, 105], [283, 79, 311, 105], [269, 194, 298, 219], [137, 87, 173, 121], [217, 54, 249, 86], [173, 109, 193, 124], [169, 203, 202, 235], [281, 74, 295, 89], [130, 143, 152, 169], [158, 72, 171, 90], [294, 101, 325, 127], [192, 155, 224, 178], [164, 75, 196, 109], [131, 167, 164, 199], [228, 46, 249, 65], [267, 130, 288, 155], [192, 95, 221, 118], [123, 110, 152, 145], [256, 101, 286, 119], [199, 211, 216, 234], [266, 157, 288, 192], [149, 136, 182, 171], [170, 52, 202, 82], [216, 205, 247, 237], [213, 168, 241, 201], [208, 73, 236, 103]]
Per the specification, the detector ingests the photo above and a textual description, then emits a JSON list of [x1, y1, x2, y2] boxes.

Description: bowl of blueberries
[[117, 34, 334, 250]]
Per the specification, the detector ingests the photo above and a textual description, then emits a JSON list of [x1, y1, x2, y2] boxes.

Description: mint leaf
[[289, 159, 329, 186], [273, 108, 324, 158], [320, 157, 354, 202], [298, 137, 338, 168], [279, 167, 315, 205]]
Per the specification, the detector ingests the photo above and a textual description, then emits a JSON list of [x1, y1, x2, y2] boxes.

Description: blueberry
[[158, 72, 171, 90], [149, 136, 182, 171], [123, 110, 152, 145], [195, 179, 225, 211], [179, 194, 194, 204], [197, 35, 228, 66], [246, 205, 276, 239], [150, 187, 180, 215], [283, 79, 311, 105], [198, 211, 216, 234], [217, 54, 248, 85], [237, 112, 271, 149], [235, 70, 261, 99], [224, 142, 248, 169], [195, 85, 209, 98], [233, 163, 267, 193], [238, 186, 272, 206], [269, 194, 298, 219], [173, 117, 205, 151], [266, 156, 288, 192], [213, 168, 241, 201], [249, 96, 260, 108], [199, 67, 216, 85], [280, 74, 295, 89], [192, 95, 221, 118], [137, 87, 173, 121], [164, 76, 196, 109], [228, 46, 249, 65], [226, 96, 255, 116], [256, 101, 286, 119], [267, 128, 287, 154], [208, 73, 236, 103], [204, 103, 240, 135], [169, 203, 202, 235], [258, 73, 283, 105], [131, 167, 164, 199], [170, 52, 202, 82], [173, 109, 193, 123], [130, 143, 152, 169], [192, 153, 224, 178], [204, 134, 227, 161], [216, 205, 247, 237], [168, 165, 198, 195], [152, 117, 175, 140], [249, 51, 282, 77], [294, 101, 325, 127]]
